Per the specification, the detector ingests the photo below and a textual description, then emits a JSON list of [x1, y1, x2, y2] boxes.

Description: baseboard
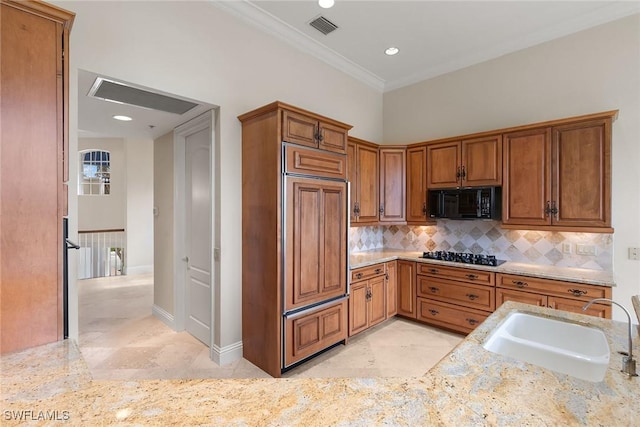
[[126, 265, 154, 275], [211, 341, 243, 366], [152, 304, 175, 329]]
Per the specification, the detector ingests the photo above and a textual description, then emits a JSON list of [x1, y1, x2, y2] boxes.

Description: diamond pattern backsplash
[[350, 220, 612, 271]]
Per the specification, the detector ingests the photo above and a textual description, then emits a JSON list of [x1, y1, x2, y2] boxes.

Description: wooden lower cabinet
[[349, 264, 389, 336], [417, 298, 489, 334], [496, 273, 612, 318], [284, 299, 348, 367], [385, 261, 398, 317], [397, 261, 417, 318], [417, 276, 495, 312]]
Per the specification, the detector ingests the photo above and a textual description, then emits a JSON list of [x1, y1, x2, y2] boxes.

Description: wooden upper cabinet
[[426, 136, 502, 189], [502, 127, 551, 226], [552, 119, 611, 228], [502, 113, 614, 231], [427, 141, 461, 189], [282, 108, 349, 154], [348, 137, 379, 225], [406, 146, 431, 224], [379, 147, 406, 223]]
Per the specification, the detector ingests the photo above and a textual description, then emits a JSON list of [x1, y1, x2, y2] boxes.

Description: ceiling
[[217, 0, 640, 91], [79, 1, 640, 139]]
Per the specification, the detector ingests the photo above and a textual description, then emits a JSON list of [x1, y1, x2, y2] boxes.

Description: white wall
[[57, 0, 383, 354], [78, 137, 125, 230], [383, 14, 640, 321], [125, 137, 154, 274]]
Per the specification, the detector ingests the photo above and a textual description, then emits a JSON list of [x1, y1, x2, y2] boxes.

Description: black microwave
[[428, 187, 502, 220]]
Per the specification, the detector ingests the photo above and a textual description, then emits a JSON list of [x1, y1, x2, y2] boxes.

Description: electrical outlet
[[576, 244, 596, 256], [562, 243, 572, 254], [629, 247, 640, 261]]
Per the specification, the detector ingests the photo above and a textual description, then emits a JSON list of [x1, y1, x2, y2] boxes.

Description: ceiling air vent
[[309, 15, 338, 35], [88, 77, 198, 115]]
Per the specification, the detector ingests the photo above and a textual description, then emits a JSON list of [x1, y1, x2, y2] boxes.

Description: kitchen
[[2, 0, 639, 425]]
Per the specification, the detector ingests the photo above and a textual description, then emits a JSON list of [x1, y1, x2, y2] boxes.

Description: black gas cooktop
[[420, 251, 506, 267]]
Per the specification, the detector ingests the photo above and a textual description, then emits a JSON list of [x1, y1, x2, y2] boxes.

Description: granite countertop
[[350, 249, 615, 287], [2, 302, 637, 425]]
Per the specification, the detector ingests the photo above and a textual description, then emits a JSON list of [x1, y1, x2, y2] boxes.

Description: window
[[79, 150, 111, 195]]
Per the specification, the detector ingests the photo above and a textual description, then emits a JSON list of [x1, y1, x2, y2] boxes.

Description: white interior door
[[184, 125, 212, 345]]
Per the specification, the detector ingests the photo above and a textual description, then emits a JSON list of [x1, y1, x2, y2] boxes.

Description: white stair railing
[[77, 229, 126, 279]]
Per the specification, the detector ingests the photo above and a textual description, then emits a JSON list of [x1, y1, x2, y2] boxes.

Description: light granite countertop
[[1, 302, 638, 425], [350, 249, 615, 287]]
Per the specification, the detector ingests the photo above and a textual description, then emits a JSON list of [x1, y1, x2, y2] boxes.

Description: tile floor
[[78, 273, 463, 380]]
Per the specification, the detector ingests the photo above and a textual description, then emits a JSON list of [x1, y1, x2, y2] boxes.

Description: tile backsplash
[[350, 220, 612, 271]]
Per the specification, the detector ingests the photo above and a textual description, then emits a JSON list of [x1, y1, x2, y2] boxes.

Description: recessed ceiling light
[[385, 47, 400, 56], [112, 115, 132, 121], [318, 0, 334, 9]]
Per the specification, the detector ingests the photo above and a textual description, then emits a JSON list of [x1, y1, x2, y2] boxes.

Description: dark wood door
[[348, 281, 369, 336], [552, 119, 611, 228], [1, 2, 73, 354], [282, 110, 318, 148], [427, 141, 461, 189], [461, 135, 502, 186], [385, 261, 397, 318], [285, 177, 347, 311], [368, 276, 386, 327], [502, 128, 551, 226], [347, 141, 358, 223], [406, 146, 428, 224], [356, 143, 379, 224], [379, 147, 406, 223], [318, 121, 347, 154], [396, 261, 416, 318]]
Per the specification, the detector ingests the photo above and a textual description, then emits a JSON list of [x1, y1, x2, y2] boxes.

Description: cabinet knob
[[512, 280, 528, 288], [550, 201, 559, 217], [456, 166, 461, 179], [428, 309, 439, 316], [429, 286, 440, 293], [544, 201, 551, 217], [355, 272, 363, 279], [466, 274, 478, 280], [466, 293, 479, 301], [375, 268, 382, 274], [429, 268, 438, 274], [466, 318, 479, 326], [461, 165, 466, 180], [379, 204, 385, 215], [422, 202, 427, 216], [568, 289, 587, 297]]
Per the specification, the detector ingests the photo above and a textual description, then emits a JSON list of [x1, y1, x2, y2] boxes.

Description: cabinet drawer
[[417, 276, 495, 311], [548, 296, 611, 319], [416, 298, 488, 334], [284, 298, 347, 367], [417, 263, 495, 286], [497, 274, 610, 301], [284, 144, 346, 180], [351, 264, 385, 282]]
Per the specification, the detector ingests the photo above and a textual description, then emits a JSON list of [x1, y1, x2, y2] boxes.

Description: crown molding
[[210, 0, 386, 92]]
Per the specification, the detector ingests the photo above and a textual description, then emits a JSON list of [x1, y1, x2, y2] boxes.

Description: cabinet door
[[379, 148, 406, 223], [406, 146, 429, 224], [385, 261, 398, 318], [496, 288, 548, 308], [356, 143, 379, 224], [282, 110, 318, 148], [397, 261, 416, 318], [552, 119, 611, 228], [318, 121, 347, 154], [368, 276, 387, 328], [285, 177, 347, 310], [347, 141, 358, 222], [461, 135, 502, 186], [502, 128, 551, 226], [427, 141, 461, 189], [548, 296, 611, 319], [349, 281, 369, 336]]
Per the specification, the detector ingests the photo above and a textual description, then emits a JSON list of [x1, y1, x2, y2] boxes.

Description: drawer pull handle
[[429, 286, 440, 293], [466, 318, 479, 326], [568, 289, 587, 297], [355, 273, 363, 279], [428, 309, 439, 316], [466, 274, 478, 280], [466, 293, 479, 301], [512, 280, 528, 288], [429, 268, 438, 274], [375, 268, 382, 274]]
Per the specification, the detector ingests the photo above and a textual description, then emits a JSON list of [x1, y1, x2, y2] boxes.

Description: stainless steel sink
[[483, 311, 610, 382]]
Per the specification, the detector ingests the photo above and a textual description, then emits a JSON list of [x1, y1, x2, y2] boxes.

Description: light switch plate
[[629, 247, 640, 261], [562, 243, 572, 254], [576, 244, 596, 256]]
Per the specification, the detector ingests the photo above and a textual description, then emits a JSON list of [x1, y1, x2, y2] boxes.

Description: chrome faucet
[[583, 298, 637, 377]]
